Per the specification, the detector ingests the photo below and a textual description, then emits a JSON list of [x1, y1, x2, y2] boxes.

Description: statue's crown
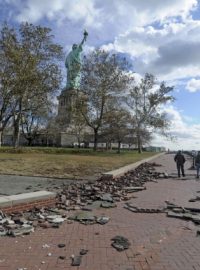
[[72, 44, 78, 49]]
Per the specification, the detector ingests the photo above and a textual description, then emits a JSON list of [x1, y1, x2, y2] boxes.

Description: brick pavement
[[1, 153, 200, 270]]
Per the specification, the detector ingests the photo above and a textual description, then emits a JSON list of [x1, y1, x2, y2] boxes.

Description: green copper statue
[[65, 30, 88, 89]]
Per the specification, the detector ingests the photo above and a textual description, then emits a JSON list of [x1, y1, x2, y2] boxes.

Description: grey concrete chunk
[[71, 255, 82, 266]]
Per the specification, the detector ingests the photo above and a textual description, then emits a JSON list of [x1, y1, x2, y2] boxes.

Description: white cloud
[[103, 19, 200, 81], [15, 0, 100, 28], [186, 78, 200, 92], [151, 106, 200, 150], [13, 0, 197, 23]]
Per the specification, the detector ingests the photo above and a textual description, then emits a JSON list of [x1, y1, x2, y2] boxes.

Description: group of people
[[174, 150, 200, 178]]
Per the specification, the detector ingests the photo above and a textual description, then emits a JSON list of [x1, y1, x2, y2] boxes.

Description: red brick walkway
[[1, 154, 200, 270]]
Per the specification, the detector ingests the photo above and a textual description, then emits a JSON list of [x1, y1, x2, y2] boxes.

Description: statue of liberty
[[65, 30, 88, 89]]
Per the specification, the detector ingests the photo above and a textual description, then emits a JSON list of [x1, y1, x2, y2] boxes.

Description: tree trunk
[[13, 116, 21, 148], [93, 129, 98, 151], [117, 141, 121, 154], [0, 130, 2, 147], [137, 127, 142, 153], [27, 138, 33, 146], [106, 141, 109, 151]]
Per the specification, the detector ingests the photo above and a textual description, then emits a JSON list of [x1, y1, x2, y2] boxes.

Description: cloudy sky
[[1, 0, 200, 150]]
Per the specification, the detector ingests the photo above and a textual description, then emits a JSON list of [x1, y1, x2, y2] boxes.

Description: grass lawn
[[0, 147, 159, 179]]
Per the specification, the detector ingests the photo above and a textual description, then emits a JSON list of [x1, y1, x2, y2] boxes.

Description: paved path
[[1, 153, 200, 270], [0, 175, 76, 196]]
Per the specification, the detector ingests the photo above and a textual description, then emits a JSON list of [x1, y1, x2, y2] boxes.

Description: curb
[[101, 152, 165, 179]]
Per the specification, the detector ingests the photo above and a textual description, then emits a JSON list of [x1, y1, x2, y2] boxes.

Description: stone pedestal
[[57, 88, 77, 129]]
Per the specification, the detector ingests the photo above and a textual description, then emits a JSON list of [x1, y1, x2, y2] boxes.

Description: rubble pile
[[0, 162, 164, 237], [0, 208, 66, 237], [56, 162, 164, 211]]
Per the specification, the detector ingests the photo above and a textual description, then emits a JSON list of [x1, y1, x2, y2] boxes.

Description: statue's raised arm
[[65, 30, 88, 90], [80, 30, 88, 47]]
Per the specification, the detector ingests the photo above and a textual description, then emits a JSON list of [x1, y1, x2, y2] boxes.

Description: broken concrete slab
[[123, 186, 146, 192], [124, 203, 165, 213], [69, 211, 96, 222], [100, 202, 116, 208], [96, 216, 110, 225], [9, 224, 34, 237], [98, 193, 113, 202], [80, 249, 88, 255], [111, 236, 131, 251], [71, 255, 82, 266]]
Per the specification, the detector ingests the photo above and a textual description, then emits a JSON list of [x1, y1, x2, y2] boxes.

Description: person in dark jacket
[[174, 150, 185, 177], [195, 151, 200, 179]]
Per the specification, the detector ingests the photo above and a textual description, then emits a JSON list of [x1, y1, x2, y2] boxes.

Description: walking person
[[195, 151, 200, 179], [174, 150, 186, 177]]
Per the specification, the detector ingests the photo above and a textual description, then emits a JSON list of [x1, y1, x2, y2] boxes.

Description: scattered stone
[[124, 203, 164, 213], [71, 255, 82, 266], [58, 244, 65, 248], [10, 224, 34, 237], [96, 216, 110, 225], [111, 236, 131, 251], [166, 201, 200, 225], [59, 255, 66, 260], [80, 249, 88, 255], [0, 226, 7, 236], [196, 230, 200, 236], [123, 186, 146, 192], [100, 202, 116, 208], [42, 244, 50, 249]]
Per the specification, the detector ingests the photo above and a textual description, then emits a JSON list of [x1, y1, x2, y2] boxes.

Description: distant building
[[145, 146, 166, 152]]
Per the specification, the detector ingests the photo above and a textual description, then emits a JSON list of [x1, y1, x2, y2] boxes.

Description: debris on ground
[[0, 162, 165, 236], [80, 249, 88, 255], [111, 236, 131, 251], [189, 196, 200, 202], [71, 249, 88, 266], [68, 211, 110, 225], [0, 208, 66, 237], [71, 255, 82, 266], [58, 243, 66, 248], [124, 202, 165, 213], [196, 230, 200, 236], [56, 162, 163, 212], [96, 216, 110, 225], [166, 201, 200, 225]]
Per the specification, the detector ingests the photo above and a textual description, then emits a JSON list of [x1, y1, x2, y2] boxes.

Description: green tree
[[0, 22, 62, 147]]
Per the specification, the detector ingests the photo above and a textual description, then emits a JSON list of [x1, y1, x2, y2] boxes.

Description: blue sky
[[1, 0, 200, 150]]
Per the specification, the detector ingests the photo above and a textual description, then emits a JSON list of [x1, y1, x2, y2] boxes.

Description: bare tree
[[102, 109, 132, 153], [126, 73, 174, 153], [79, 49, 131, 151]]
